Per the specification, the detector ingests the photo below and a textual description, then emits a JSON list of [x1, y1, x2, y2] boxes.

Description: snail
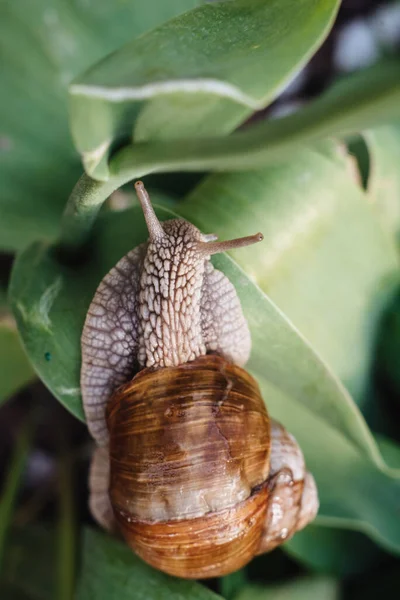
[[81, 181, 319, 579]]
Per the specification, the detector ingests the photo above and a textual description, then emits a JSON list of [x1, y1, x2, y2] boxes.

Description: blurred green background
[[1, 1, 400, 598]]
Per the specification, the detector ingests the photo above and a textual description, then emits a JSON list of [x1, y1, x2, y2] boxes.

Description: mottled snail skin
[[81, 181, 319, 579]]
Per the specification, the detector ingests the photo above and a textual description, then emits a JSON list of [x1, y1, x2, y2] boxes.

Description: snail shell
[[107, 354, 270, 579], [81, 182, 319, 579], [96, 354, 317, 579]]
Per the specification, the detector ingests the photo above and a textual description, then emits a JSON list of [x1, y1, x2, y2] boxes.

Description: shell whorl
[[90, 357, 319, 578], [257, 422, 319, 554], [107, 354, 271, 579], [107, 354, 271, 523]]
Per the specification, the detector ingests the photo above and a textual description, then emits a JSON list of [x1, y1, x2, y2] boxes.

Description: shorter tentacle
[[257, 421, 319, 554]]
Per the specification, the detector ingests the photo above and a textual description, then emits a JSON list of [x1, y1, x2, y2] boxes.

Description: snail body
[[81, 182, 318, 579]]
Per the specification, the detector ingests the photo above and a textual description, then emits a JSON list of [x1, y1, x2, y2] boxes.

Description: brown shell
[[106, 354, 270, 579], [116, 484, 269, 579]]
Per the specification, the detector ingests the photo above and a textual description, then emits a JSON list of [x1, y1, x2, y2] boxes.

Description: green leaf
[[292, 436, 399, 580], [179, 145, 400, 408], [216, 255, 400, 554], [0, 315, 35, 406], [363, 122, 400, 241], [61, 62, 400, 251], [9, 199, 400, 554], [234, 577, 338, 600], [64, 59, 400, 195], [0, 0, 79, 252], [375, 434, 400, 470], [58, 64, 400, 248], [175, 147, 400, 555], [69, 0, 340, 179], [0, 0, 203, 251], [76, 528, 222, 600], [221, 569, 248, 600], [284, 526, 383, 576]]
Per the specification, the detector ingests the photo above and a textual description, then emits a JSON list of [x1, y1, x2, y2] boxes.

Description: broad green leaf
[[363, 122, 400, 241], [288, 436, 400, 578], [234, 577, 338, 600], [9, 202, 400, 553], [0, 315, 35, 405], [284, 526, 383, 576], [221, 569, 248, 600], [217, 255, 400, 554], [65, 60, 400, 190], [76, 528, 221, 600], [0, 0, 203, 251], [179, 147, 400, 408], [70, 0, 340, 179], [177, 150, 400, 559]]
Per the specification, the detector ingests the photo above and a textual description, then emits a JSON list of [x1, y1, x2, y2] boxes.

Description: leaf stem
[[57, 449, 76, 600], [59, 174, 116, 252], [0, 421, 32, 574]]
